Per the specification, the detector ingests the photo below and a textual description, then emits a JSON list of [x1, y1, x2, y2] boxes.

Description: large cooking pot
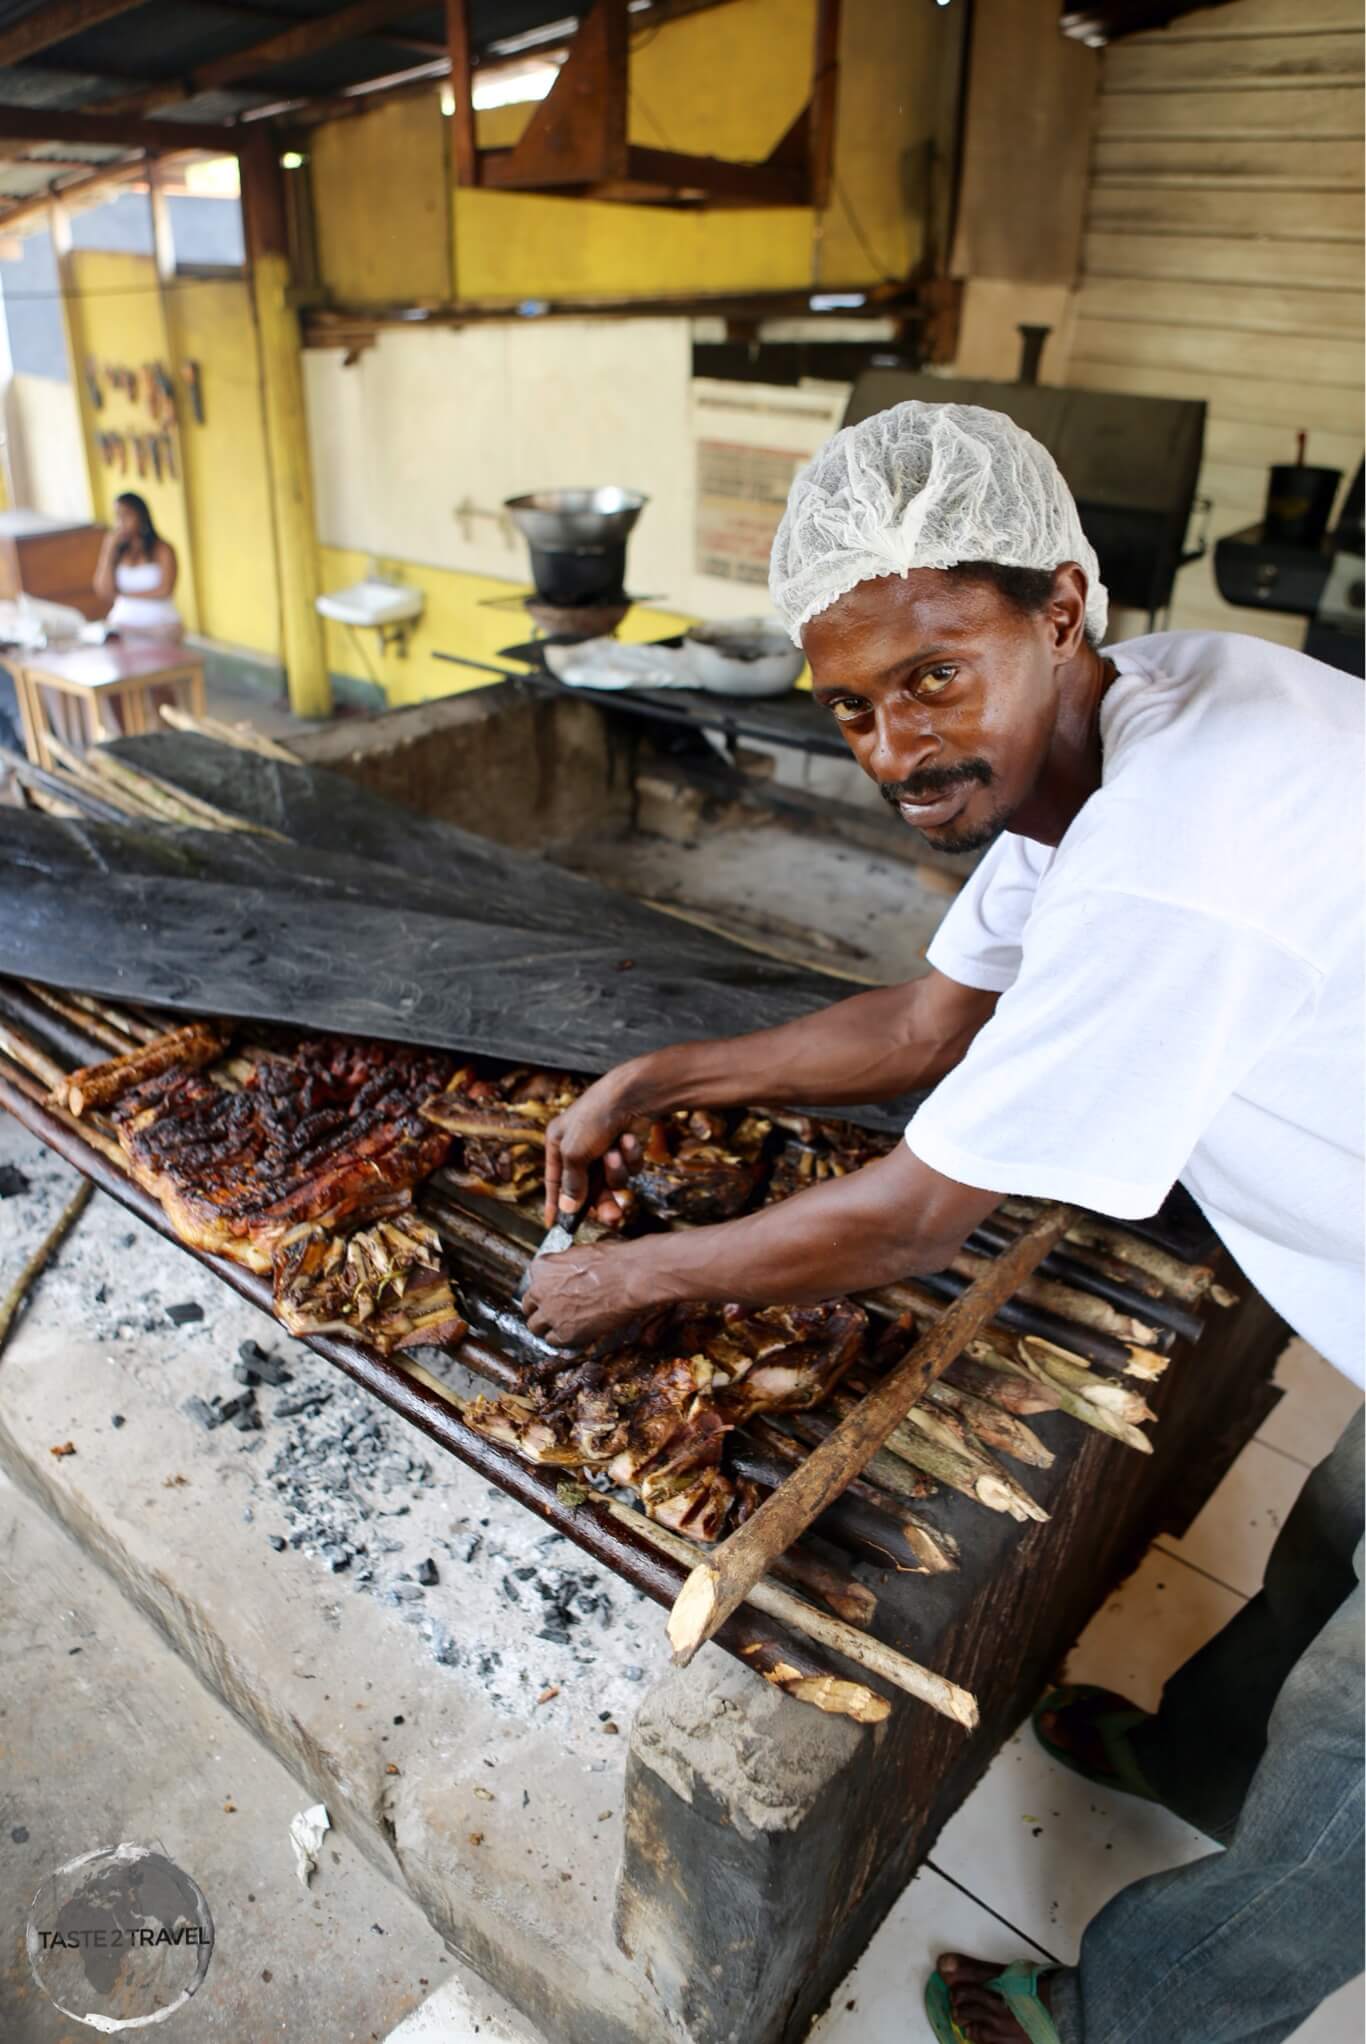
[[504, 487, 647, 554]]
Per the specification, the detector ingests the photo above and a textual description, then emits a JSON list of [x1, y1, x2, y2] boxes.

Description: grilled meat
[[626, 1106, 772, 1223], [109, 1034, 457, 1269], [273, 1212, 466, 1354], [763, 1113, 895, 1204], [465, 1297, 867, 1540], [60, 1021, 229, 1117], [421, 1065, 583, 1207]]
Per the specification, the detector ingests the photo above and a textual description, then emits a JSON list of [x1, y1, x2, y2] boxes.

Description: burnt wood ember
[[626, 1106, 773, 1222], [420, 1065, 584, 1206]]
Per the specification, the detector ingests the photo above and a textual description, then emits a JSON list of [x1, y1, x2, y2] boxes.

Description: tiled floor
[[385, 1338, 1363, 2044]]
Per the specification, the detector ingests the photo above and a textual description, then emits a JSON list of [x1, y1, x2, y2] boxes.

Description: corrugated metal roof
[[0, 0, 580, 127]]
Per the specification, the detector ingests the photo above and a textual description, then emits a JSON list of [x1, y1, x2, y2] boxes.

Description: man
[[522, 401, 1363, 2043]]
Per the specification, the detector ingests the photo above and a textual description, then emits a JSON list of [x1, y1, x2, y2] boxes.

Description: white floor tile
[[1065, 1548, 1245, 1712], [808, 1863, 1053, 2044], [1156, 1437, 1309, 1599], [383, 1966, 546, 2044], [1289, 1976, 1366, 2043], [1257, 1337, 1363, 1472], [931, 1723, 1215, 1959]]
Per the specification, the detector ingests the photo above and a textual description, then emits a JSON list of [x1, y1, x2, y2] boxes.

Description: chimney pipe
[[1016, 324, 1051, 387]]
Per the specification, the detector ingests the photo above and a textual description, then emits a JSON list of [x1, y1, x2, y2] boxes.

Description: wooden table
[[9, 638, 205, 770]]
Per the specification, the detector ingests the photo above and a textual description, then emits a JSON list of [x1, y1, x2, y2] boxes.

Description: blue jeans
[[1048, 1407, 1364, 2044]]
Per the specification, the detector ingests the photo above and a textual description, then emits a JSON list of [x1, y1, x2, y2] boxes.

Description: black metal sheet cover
[[0, 800, 922, 1134]]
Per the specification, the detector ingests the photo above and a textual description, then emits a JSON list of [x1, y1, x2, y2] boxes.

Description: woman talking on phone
[[93, 491, 182, 639]]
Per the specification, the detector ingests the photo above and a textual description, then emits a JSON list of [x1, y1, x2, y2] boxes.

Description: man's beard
[[877, 759, 1013, 855]]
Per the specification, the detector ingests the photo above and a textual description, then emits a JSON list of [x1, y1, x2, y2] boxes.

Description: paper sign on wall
[[694, 438, 806, 586]]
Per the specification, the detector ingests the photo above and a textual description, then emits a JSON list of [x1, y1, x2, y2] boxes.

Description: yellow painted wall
[[311, 94, 451, 306], [61, 251, 282, 658], [306, 0, 962, 307], [165, 277, 282, 659], [317, 542, 693, 707], [65, 248, 199, 631]]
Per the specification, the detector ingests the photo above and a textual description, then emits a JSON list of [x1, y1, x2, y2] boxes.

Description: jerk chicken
[[420, 1064, 583, 1207], [57, 1030, 468, 1356], [465, 1297, 867, 1539], [625, 1106, 773, 1223], [763, 1111, 896, 1204], [104, 1035, 459, 1269]]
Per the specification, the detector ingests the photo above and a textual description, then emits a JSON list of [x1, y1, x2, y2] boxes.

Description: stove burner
[[523, 594, 631, 641]]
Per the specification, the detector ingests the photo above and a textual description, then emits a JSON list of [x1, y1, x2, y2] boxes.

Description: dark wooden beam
[[476, 0, 628, 189], [91, 0, 432, 117], [444, 0, 477, 188], [806, 0, 840, 211], [0, 0, 149, 68], [301, 277, 920, 342], [0, 104, 234, 151]]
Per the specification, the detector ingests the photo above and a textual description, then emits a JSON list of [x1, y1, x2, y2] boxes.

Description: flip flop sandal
[[1032, 1683, 1163, 1804], [925, 1961, 1062, 2044]]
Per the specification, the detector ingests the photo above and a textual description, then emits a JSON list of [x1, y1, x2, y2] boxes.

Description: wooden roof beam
[[88, 0, 434, 116], [0, 0, 150, 68], [0, 105, 235, 152]]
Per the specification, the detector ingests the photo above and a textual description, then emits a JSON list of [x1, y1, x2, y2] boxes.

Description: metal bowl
[[504, 487, 648, 554]]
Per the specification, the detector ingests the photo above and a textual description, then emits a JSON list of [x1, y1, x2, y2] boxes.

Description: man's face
[[802, 569, 1066, 854]]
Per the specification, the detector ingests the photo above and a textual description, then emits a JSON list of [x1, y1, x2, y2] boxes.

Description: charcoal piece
[[217, 1391, 253, 1423], [110, 1414, 126, 1429], [0, 1164, 30, 1198], [239, 1340, 291, 1386], [414, 1558, 438, 1587], [268, 1535, 286, 1551], [234, 1359, 259, 1386], [182, 1396, 221, 1431], [392, 1582, 425, 1601], [165, 1301, 203, 1326], [232, 1406, 263, 1433], [274, 1391, 330, 1418]]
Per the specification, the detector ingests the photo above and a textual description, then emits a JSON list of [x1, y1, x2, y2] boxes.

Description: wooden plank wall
[[1067, 0, 1364, 640]]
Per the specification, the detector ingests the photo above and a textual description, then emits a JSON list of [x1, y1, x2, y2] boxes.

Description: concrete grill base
[[0, 1107, 1285, 2044]]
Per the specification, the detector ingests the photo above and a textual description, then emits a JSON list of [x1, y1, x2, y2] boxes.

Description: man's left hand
[[522, 1240, 654, 1347]]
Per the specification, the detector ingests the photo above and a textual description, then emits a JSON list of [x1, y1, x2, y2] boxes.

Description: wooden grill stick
[[666, 1203, 1076, 1668]]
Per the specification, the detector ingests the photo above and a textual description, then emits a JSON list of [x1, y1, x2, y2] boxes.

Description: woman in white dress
[[93, 492, 182, 639]]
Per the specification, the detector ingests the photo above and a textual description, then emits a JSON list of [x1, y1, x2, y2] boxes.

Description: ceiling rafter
[[85, 0, 434, 117], [0, 0, 150, 69], [0, 103, 235, 151]]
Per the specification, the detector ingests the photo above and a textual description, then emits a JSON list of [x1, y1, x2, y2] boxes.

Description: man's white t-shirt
[[906, 630, 1365, 1387]]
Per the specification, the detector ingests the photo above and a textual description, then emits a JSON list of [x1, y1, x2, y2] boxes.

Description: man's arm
[[544, 968, 998, 1221], [523, 1142, 999, 1346]]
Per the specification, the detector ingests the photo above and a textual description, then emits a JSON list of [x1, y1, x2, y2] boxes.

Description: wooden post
[[239, 132, 331, 721], [444, 0, 478, 189], [667, 1203, 1076, 1665], [808, 0, 842, 212]]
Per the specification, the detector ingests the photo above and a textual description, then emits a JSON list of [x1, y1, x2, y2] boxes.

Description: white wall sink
[[315, 579, 425, 628]]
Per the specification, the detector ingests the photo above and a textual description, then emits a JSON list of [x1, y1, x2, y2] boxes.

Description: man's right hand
[[543, 1065, 649, 1228]]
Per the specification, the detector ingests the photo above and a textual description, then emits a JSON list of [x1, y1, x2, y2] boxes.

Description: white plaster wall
[[303, 322, 849, 621]]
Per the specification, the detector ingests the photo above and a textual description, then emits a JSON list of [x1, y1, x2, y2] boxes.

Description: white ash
[[0, 1116, 662, 1736]]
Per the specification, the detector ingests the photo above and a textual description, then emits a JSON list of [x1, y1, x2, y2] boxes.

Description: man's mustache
[[877, 759, 993, 808]]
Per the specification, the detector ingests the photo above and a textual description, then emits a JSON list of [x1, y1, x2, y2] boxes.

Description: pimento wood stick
[[665, 1204, 1074, 1670]]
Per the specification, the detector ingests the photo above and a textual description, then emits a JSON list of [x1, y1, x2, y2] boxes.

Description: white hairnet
[[769, 400, 1108, 646]]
